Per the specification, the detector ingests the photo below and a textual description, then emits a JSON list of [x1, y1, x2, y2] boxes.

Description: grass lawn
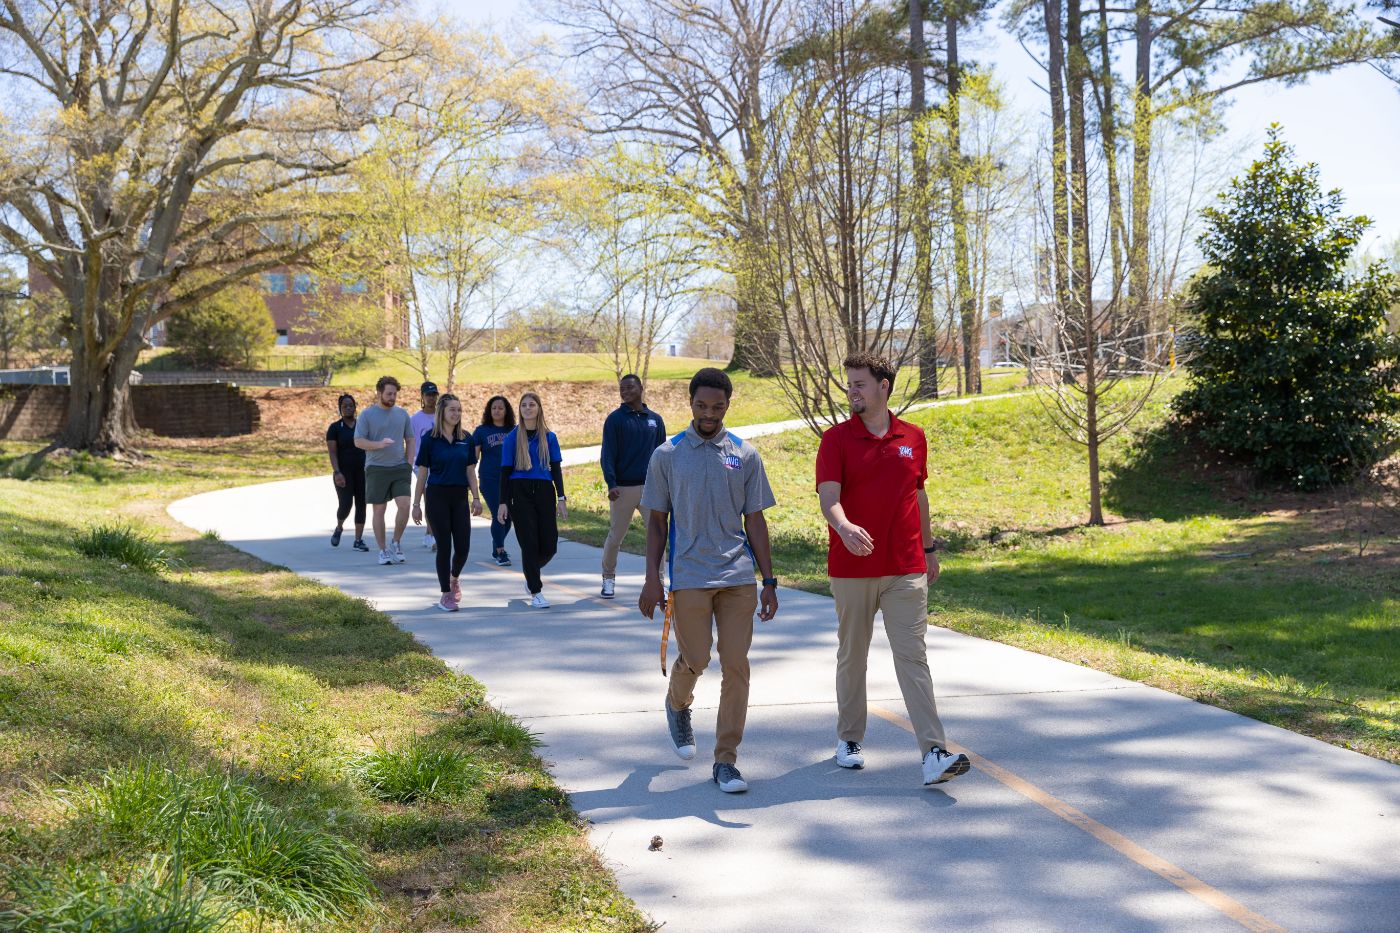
[[0, 442, 651, 931], [561, 382, 1399, 764]]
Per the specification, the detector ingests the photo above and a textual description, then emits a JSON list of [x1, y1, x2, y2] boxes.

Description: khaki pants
[[831, 574, 948, 754], [667, 585, 757, 764], [602, 485, 646, 579]]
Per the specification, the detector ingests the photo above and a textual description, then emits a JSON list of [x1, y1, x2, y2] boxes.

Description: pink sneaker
[[437, 592, 458, 612], [450, 576, 462, 603]]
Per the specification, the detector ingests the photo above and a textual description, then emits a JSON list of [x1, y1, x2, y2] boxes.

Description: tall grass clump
[[460, 708, 540, 754], [75, 524, 169, 573], [0, 857, 229, 932], [350, 738, 480, 803], [74, 764, 373, 921]]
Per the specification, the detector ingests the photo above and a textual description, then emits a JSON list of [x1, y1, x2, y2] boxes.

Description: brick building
[[258, 269, 409, 348], [27, 259, 409, 350]]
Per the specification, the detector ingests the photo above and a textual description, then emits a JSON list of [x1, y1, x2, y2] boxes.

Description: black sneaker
[[665, 697, 696, 760], [352, 539, 369, 552], [712, 762, 748, 793], [493, 550, 511, 566], [330, 527, 343, 547], [922, 746, 970, 785]]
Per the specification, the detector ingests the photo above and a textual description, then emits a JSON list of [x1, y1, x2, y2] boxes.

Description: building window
[[293, 273, 316, 295], [276, 329, 289, 346], [342, 278, 368, 295], [263, 273, 289, 295]]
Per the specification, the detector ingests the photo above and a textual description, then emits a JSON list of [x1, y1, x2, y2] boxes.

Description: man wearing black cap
[[411, 381, 440, 551]]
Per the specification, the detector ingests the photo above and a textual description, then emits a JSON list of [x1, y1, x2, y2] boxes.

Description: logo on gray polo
[[721, 453, 743, 470]]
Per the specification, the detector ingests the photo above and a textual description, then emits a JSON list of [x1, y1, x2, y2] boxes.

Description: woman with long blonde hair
[[498, 391, 566, 608]]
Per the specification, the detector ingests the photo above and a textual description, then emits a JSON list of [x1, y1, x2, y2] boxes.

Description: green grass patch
[[563, 382, 1399, 763], [0, 445, 653, 931], [1, 857, 230, 932], [76, 523, 171, 573], [351, 739, 481, 803]]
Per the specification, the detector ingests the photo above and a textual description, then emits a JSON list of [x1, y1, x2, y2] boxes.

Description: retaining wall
[[0, 384, 260, 440]]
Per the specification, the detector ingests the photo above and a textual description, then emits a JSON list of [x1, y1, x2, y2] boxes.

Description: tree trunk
[[948, 12, 979, 395], [1067, 0, 1102, 526], [910, 0, 939, 399], [59, 332, 142, 453], [1129, 0, 1153, 343], [1094, 2, 1128, 290], [728, 234, 780, 377], [1046, 0, 1070, 315]]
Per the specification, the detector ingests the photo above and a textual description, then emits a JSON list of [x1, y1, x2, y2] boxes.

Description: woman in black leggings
[[498, 391, 566, 609], [326, 393, 368, 550], [412, 394, 482, 612]]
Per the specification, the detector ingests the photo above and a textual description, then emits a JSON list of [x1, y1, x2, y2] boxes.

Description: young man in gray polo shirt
[[354, 375, 417, 565], [639, 368, 779, 794]]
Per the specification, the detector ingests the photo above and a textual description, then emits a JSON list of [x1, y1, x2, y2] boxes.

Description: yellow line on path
[[867, 703, 1289, 933]]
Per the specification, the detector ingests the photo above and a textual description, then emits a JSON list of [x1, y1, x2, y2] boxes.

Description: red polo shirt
[[814, 414, 928, 578]]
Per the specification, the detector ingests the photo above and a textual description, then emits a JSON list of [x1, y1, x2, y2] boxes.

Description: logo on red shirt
[[898, 445, 914, 459]]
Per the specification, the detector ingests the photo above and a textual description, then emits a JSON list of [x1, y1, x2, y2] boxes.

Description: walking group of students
[[325, 356, 970, 795], [324, 376, 564, 610]]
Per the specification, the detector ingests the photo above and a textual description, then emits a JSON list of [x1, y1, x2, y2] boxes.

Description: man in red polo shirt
[[815, 350, 970, 785]]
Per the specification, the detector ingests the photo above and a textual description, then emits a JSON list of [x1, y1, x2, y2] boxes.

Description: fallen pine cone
[[648, 835, 664, 852]]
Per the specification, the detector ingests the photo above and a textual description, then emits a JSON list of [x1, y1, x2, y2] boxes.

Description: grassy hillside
[[0, 444, 651, 931], [562, 382, 1399, 763]]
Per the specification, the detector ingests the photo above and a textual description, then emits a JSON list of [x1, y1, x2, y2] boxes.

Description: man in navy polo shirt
[[599, 374, 667, 599], [815, 350, 970, 786]]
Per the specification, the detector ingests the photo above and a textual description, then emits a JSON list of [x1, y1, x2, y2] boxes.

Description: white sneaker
[[378, 549, 392, 566], [424, 533, 436, 551], [922, 746, 970, 785], [600, 578, 615, 599], [391, 541, 406, 563], [530, 592, 550, 609], [835, 740, 865, 769]]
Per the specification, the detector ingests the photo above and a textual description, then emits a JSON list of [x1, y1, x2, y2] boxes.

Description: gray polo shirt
[[641, 424, 776, 592], [353, 403, 414, 469]]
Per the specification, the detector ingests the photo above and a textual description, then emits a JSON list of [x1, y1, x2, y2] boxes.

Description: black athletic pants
[[509, 478, 557, 595], [425, 485, 471, 592], [335, 465, 366, 527]]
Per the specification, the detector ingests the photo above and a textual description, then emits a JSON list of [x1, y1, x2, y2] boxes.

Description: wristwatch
[[761, 577, 778, 588], [923, 544, 938, 554]]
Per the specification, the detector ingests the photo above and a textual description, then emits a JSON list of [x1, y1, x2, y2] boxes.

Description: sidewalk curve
[[169, 411, 1398, 933]]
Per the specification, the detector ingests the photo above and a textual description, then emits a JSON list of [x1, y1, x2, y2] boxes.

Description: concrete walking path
[[169, 413, 1398, 932]]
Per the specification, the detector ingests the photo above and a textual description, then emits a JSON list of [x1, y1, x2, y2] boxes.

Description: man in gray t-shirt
[[639, 368, 778, 795], [354, 376, 417, 564]]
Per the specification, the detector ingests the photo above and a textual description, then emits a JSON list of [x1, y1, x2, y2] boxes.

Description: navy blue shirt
[[472, 424, 511, 491], [601, 405, 667, 488], [415, 431, 478, 487], [501, 427, 561, 482]]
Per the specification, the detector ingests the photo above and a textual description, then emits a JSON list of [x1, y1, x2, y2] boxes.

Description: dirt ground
[[245, 381, 697, 448]]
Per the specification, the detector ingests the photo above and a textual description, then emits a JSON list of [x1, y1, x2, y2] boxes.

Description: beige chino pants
[[666, 584, 758, 764], [601, 485, 646, 579], [831, 573, 948, 754]]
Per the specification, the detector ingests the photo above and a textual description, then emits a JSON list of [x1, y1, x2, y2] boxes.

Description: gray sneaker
[[665, 697, 696, 760], [712, 762, 748, 793]]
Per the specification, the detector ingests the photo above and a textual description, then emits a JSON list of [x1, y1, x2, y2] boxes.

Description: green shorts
[[365, 464, 412, 504]]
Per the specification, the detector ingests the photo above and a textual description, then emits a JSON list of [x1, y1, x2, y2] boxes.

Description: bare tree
[[762, 0, 918, 432], [564, 143, 706, 383], [553, 0, 795, 375], [0, 0, 418, 453]]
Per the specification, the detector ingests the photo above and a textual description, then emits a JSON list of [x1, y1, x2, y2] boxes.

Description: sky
[[431, 0, 1400, 255]]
